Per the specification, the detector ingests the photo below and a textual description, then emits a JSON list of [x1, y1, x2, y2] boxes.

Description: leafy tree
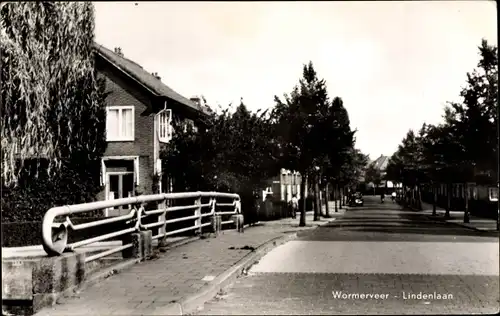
[[365, 162, 382, 194], [387, 39, 498, 224], [385, 127, 428, 208], [343, 149, 370, 189], [444, 40, 497, 183], [335, 147, 368, 209], [1, 2, 107, 221], [161, 99, 280, 220], [320, 97, 356, 213], [272, 62, 335, 225]]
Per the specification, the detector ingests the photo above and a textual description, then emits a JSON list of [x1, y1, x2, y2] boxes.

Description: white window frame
[[100, 156, 140, 186], [158, 109, 173, 143], [106, 106, 135, 141]]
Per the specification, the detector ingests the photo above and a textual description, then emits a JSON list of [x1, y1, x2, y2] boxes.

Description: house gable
[[94, 43, 209, 121], [94, 43, 211, 200]]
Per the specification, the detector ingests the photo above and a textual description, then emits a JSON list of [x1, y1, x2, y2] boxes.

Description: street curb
[[403, 204, 496, 232], [424, 215, 498, 232], [153, 222, 331, 316]]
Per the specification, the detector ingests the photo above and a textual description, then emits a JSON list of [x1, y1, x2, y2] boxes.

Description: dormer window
[[158, 109, 172, 143]]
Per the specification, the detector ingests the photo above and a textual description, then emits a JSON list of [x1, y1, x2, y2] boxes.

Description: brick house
[[94, 44, 209, 216]]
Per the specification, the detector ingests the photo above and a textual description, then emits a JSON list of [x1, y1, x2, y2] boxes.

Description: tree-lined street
[[385, 40, 499, 229], [1, 2, 499, 316], [196, 197, 499, 315]]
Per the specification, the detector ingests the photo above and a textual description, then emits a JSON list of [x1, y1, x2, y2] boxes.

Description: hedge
[[1, 158, 103, 223], [1, 217, 134, 247], [421, 192, 497, 220]]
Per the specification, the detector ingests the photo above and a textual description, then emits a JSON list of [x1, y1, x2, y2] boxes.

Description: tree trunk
[[334, 183, 339, 213], [432, 183, 437, 216], [445, 182, 451, 219], [313, 175, 320, 221], [339, 186, 343, 209], [412, 186, 416, 208], [343, 187, 346, 205], [463, 182, 470, 223], [417, 183, 422, 211], [316, 179, 321, 217], [324, 184, 330, 218], [343, 187, 348, 205], [332, 182, 336, 212], [299, 174, 307, 227], [411, 186, 414, 207], [409, 186, 413, 206], [403, 184, 408, 205]]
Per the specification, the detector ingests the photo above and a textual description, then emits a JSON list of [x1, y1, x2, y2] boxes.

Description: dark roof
[[94, 43, 209, 116], [372, 155, 389, 171]]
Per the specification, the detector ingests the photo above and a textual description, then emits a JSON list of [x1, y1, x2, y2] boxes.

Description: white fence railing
[[42, 191, 242, 260]]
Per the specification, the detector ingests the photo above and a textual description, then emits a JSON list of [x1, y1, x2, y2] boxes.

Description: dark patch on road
[[228, 245, 256, 251], [296, 199, 499, 242]]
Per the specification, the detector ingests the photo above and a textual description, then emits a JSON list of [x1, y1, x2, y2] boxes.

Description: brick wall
[[97, 64, 155, 196]]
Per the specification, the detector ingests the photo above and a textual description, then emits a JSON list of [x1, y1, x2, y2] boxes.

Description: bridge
[[2, 191, 244, 315]]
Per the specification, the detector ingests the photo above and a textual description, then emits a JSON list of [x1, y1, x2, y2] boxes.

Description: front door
[[106, 172, 135, 216]]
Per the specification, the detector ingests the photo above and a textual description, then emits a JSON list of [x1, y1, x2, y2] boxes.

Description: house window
[[183, 119, 198, 133], [158, 109, 173, 143], [106, 106, 134, 141], [489, 187, 499, 202]]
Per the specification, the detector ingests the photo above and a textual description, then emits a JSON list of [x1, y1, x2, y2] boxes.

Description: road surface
[[194, 196, 500, 315]]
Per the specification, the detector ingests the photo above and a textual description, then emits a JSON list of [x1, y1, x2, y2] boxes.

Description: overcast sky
[[93, 1, 497, 160]]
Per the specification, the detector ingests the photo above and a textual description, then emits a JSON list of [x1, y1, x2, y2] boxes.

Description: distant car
[[349, 192, 364, 207]]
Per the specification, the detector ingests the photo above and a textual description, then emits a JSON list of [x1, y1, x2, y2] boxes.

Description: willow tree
[[1, 2, 105, 187], [1, 2, 106, 221]]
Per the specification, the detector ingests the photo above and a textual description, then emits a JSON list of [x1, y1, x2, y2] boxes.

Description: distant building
[[372, 155, 389, 174], [262, 169, 306, 202], [366, 155, 401, 189]]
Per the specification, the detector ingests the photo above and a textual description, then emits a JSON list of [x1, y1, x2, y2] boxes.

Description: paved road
[[195, 196, 500, 315]]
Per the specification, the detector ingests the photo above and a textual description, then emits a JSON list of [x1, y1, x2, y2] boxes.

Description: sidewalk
[[412, 201, 498, 232], [34, 210, 339, 316]]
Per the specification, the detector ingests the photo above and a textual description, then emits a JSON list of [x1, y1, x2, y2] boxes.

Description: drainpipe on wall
[[154, 101, 167, 235]]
